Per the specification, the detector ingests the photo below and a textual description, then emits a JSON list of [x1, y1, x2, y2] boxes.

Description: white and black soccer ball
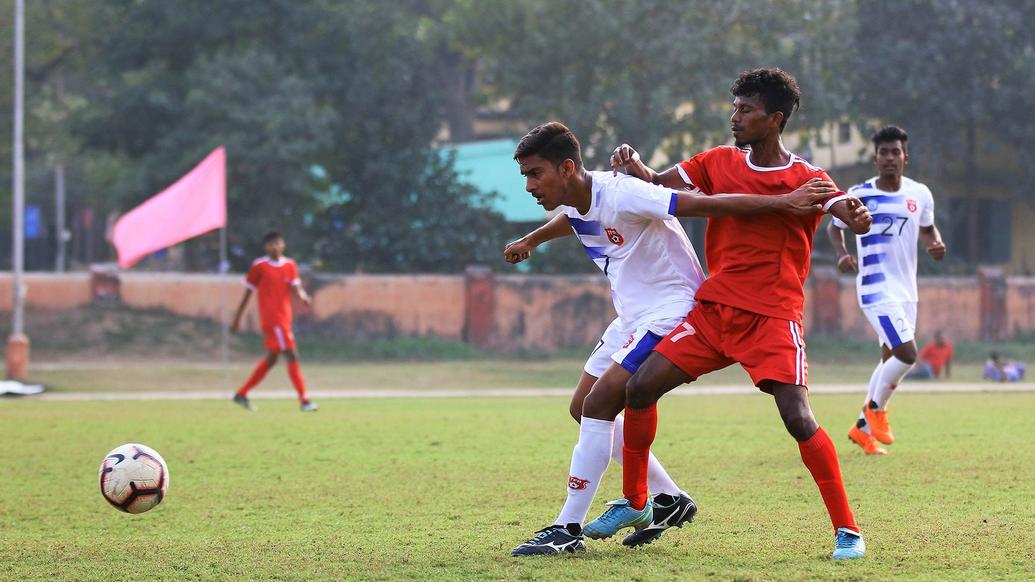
[[98, 443, 169, 514]]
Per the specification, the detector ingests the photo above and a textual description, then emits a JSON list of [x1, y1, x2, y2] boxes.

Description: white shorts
[[584, 314, 688, 378], [862, 301, 917, 349]]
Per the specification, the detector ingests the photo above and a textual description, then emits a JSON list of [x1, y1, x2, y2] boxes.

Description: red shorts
[[263, 324, 296, 353], [654, 301, 808, 391]]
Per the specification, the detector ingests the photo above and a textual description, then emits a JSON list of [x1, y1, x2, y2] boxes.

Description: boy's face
[[264, 238, 286, 257], [519, 154, 574, 211], [874, 140, 908, 179]]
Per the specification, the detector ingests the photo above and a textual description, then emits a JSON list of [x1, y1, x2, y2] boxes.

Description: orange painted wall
[[0, 273, 92, 310], [0, 271, 1025, 348], [1006, 277, 1035, 337]]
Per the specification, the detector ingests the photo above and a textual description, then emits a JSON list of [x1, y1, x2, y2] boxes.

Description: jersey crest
[[907, 199, 918, 213], [605, 227, 625, 246]]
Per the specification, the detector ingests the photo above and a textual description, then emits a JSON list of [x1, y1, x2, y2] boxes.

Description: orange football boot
[[864, 407, 894, 445], [848, 425, 887, 455]]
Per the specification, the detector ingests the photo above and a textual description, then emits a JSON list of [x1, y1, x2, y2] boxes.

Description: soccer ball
[[98, 443, 169, 514]]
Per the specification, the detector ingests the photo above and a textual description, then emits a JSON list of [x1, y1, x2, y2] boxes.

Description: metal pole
[[55, 164, 66, 272], [219, 227, 230, 385], [12, 0, 25, 336], [6, 0, 29, 379], [54, 70, 67, 273]]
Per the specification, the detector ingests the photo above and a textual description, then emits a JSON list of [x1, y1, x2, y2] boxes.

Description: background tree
[[851, 0, 1035, 265]]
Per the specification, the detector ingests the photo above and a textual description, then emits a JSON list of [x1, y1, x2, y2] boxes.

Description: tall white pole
[[219, 226, 230, 386], [55, 164, 66, 272], [12, 0, 25, 335], [7, 0, 29, 380]]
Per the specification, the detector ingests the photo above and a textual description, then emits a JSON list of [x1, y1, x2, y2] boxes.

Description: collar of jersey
[[260, 257, 290, 267], [744, 150, 798, 172]]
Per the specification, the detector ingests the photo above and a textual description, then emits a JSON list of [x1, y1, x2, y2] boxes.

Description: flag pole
[[6, 0, 29, 380], [219, 226, 230, 387]]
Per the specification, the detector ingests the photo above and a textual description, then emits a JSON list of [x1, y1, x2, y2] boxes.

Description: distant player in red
[[230, 231, 318, 412], [597, 69, 872, 559]]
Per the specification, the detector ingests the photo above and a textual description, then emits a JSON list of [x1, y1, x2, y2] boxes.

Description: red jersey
[[919, 341, 953, 376], [676, 146, 844, 322], [245, 256, 301, 328]]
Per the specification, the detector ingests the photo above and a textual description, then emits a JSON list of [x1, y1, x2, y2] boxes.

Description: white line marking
[[20, 383, 1035, 401]]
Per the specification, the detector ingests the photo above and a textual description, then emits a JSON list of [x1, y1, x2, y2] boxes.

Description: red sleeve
[[245, 263, 261, 290], [289, 262, 301, 286], [675, 150, 717, 195]]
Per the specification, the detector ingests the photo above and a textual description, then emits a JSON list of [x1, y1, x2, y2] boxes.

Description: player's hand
[[504, 237, 536, 264], [299, 293, 313, 307], [837, 254, 859, 273], [610, 144, 640, 176], [780, 178, 837, 215], [926, 239, 947, 261], [843, 196, 872, 234], [230, 319, 241, 334]]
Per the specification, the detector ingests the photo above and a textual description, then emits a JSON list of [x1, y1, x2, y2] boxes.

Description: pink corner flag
[[113, 147, 227, 268]]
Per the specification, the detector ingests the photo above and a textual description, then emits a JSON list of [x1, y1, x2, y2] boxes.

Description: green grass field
[[2, 392, 1032, 580]]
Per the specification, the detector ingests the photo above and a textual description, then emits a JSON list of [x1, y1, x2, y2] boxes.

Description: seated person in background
[[984, 353, 1027, 383], [907, 330, 954, 380]]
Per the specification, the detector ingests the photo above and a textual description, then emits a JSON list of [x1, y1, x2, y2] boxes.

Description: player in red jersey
[[591, 69, 872, 559], [230, 231, 318, 412]]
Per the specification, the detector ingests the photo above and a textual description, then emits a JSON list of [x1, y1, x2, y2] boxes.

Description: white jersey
[[833, 176, 935, 307], [562, 171, 705, 325]]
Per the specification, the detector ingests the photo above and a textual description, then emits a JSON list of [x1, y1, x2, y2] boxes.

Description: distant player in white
[[827, 125, 946, 455], [506, 122, 836, 555]]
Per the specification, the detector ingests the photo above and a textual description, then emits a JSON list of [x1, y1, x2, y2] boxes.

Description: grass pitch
[[1, 391, 1032, 580]]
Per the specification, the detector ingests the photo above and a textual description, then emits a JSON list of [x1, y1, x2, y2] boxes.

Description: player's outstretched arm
[[920, 225, 946, 261], [827, 197, 872, 235], [504, 212, 572, 264], [671, 178, 836, 218], [230, 289, 253, 334], [292, 282, 312, 307], [611, 144, 687, 189], [826, 221, 858, 273]]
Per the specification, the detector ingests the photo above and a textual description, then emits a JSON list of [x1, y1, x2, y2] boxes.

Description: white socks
[[555, 417, 613, 526], [613, 414, 681, 496], [554, 415, 684, 526], [859, 360, 885, 432], [874, 356, 913, 409]]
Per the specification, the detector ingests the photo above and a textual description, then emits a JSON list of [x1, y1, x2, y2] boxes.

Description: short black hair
[[730, 68, 800, 132], [872, 125, 908, 152], [513, 122, 583, 168], [263, 231, 283, 244]]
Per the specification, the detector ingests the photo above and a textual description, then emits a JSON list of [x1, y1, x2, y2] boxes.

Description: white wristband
[[822, 193, 850, 213]]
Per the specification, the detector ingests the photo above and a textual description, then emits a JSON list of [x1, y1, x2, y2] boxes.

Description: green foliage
[[2, 0, 1032, 272]]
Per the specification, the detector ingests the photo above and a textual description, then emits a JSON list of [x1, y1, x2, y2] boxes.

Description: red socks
[[237, 359, 272, 396], [287, 361, 309, 403], [798, 427, 859, 533], [622, 404, 658, 511]]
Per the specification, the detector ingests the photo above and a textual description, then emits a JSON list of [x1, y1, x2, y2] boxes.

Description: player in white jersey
[[506, 122, 836, 555], [826, 126, 946, 455]]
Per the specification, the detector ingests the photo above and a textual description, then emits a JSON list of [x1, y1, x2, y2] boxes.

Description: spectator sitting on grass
[[906, 330, 954, 380], [984, 352, 1027, 383]]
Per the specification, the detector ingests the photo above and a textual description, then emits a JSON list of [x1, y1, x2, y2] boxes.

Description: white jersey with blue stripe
[[561, 171, 705, 326], [833, 176, 935, 307]]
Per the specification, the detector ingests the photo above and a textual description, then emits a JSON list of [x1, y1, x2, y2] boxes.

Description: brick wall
[[0, 269, 1027, 349]]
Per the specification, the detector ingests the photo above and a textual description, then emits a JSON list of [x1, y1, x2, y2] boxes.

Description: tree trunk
[[439, 51, 477, 143], [965, 113, 979, 265]]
